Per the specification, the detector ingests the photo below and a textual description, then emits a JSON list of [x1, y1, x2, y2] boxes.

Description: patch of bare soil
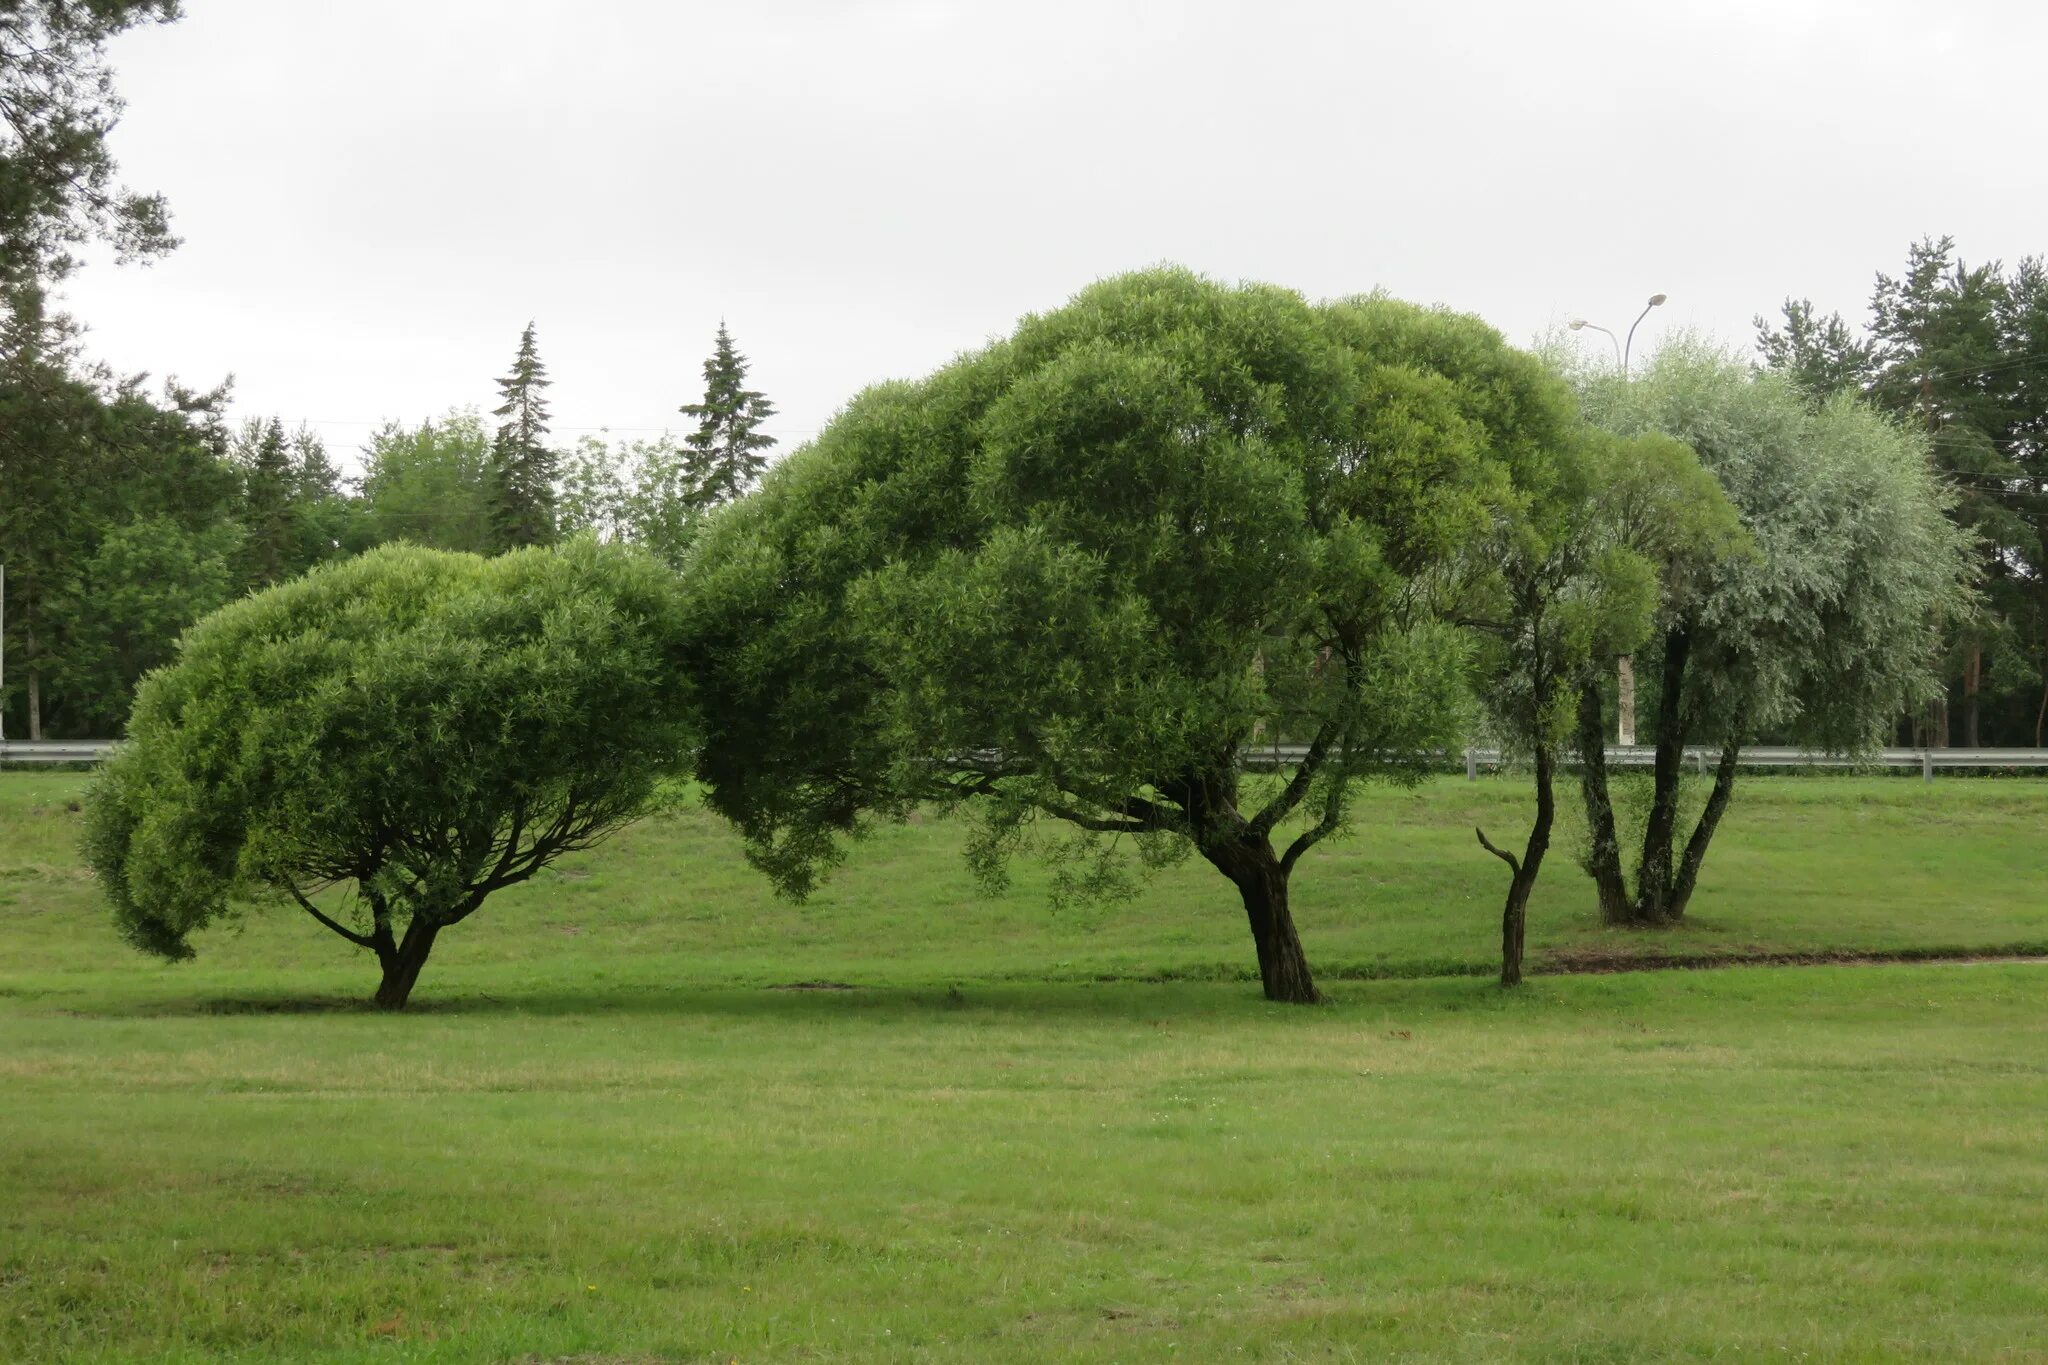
[[1539, 946, 2048, 975]]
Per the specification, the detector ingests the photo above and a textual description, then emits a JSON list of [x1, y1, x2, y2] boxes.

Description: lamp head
[[1648, 293, 1667, 306], [1569, 318, 1588, 330]]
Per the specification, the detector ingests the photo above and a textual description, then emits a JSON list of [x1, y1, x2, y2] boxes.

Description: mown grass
[[3, 771, 2044, 1006], [3, 772, 2046, 1361]]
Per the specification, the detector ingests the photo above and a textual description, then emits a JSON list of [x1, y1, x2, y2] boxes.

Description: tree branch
[[1474, 826, 1521, 877], [1278, 757, 1351, 876], [1247, 718, 1338, 840], [282, 883, 377, 950]]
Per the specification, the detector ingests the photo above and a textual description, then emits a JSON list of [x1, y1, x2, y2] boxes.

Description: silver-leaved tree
[[1568, 340, 1977, 925]]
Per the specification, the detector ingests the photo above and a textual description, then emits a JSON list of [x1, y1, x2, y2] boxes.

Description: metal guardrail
[[1242, 744, 2048, 781], [0, 740, 119, 764], [6, 739, 2047, 782]]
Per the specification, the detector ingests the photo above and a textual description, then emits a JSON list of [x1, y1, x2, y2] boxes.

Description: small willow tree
[[83, 540, 693, 1008], [1569, 341, 1977, 925], [683, 268, 1577, 1003]]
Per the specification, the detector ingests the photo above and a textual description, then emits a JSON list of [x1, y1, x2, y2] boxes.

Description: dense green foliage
[[1757, 236, 2048, 744], [0, 306, 243, 739], [80, 542, 695, 1008], [355, 410, 496, 554], [685, 269, 1589, 1002], [1571, 341, 1976, 923]]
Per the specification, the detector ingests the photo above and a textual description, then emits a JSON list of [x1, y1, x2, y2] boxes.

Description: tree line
[[0, 2, 779, 740], [0, 2, 2010, 1006], [0, 307, 778, 739], [85, 269, 1973, 1008], [1757, 237, 2048, 745]]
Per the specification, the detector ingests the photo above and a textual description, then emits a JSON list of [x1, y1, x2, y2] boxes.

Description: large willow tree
[[683, 268, 1577, 1003]]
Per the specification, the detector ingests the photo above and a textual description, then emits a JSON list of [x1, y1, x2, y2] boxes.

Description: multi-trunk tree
[[683, 269, 1577, 1003], [83, 541, 697, 1009], [1466, 428, 1741, 982], [1570, 341, 1975, 926]]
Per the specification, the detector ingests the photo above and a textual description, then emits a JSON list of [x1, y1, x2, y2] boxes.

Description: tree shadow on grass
[[91, 972, 1525, 1024]]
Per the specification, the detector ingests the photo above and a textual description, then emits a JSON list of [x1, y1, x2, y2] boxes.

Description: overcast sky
[[53, 0, 2048, 468]]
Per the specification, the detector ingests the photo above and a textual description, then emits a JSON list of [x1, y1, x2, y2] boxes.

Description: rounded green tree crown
[[84, 540, 696, 960], [680, 267, 1586, 898]]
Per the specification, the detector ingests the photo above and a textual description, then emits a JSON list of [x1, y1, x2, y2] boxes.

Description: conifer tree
[[487, 322, 558, 550], [0, 2, 181, 320], [678, 323, 777, 509], [290, 423, 342, 501], [238, 416, 293, 588]]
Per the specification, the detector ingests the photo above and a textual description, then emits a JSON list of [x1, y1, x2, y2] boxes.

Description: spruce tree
[[238, 417, 294, 588], [488, 322, 558, 551], [679, 323, 777, 509], [290, 423, 342, 502]]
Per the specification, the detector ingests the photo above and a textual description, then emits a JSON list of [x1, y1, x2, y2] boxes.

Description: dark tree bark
[[1633, 628, 1692, 925], [1575, 681, 1630, 923], [1477, 745, 1554, 988], [1201, 836, 1321, 1004], [1669, 738, 1741, 918], [1962, 642, 1981, 749], [373, 914, 441, 1011]]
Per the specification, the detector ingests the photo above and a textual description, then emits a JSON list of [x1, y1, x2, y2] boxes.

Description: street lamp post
[[1568, 318, 1621, 367], [1623, 292, 1668, 378], [1571, 292, 1667, 746]]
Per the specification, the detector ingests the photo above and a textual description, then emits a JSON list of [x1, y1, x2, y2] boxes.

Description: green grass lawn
[[3, 772, 2047, 1361], [4, 771, 2044, 1006]]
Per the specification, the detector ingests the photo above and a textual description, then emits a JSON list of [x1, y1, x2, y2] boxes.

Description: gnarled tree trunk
[[372, 914, 441, 1011], [1202, 839, 1320, 1004]]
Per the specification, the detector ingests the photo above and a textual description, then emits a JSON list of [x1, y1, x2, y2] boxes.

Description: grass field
[[4, 771, 2047, 1361]]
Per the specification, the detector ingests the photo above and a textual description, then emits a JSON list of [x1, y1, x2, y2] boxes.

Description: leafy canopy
[[84, 541, 695, 971], [1469, 425, 1744, 758], [1577, 338, 1976, 754], [684, 269, 1562, 906]]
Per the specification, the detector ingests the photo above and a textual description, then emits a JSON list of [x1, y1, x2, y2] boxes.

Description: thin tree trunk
[[1479, 745, 1555, 988], [2035, 636, 2047, 748], [1616, 655, 1636, 746], [1575, 681, 1631, 923], [1924, 693, 1949, 749], [1632, 629, 1690, 925], [373, 914, 440, 1011], [1962, 642, 1981, 749], [26, 665, 40, 742], [1669, 738, 1741, 919]]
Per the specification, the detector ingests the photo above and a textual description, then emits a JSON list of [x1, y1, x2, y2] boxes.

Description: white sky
[[52, 0, 2048, 470]]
